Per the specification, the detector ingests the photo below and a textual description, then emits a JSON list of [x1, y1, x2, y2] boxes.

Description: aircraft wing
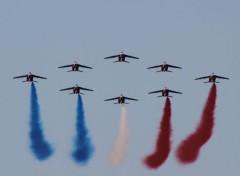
[[168, 89, 182, 94], [104, 55, 119, 59], [216, 75, 229, 80], [58, 64, 72, 68], [32, 74, 47, 79], [167, 64, 182, 69], [105, 97, 119, 101], [125, 54, 139, 59], [148, 90, 163, 94], [195, 76, 209, 80], [147, 65, 163, 69], [124, 96, 138, 101], [78, 64, 93, 69], [79, 87, 93, 91], [13, 75, 28, 79], [60, 87, 74, 91]]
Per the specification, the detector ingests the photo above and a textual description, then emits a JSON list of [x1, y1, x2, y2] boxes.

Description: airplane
[[58, 61, 93, 72], [104, 51, 139, 63], [105, 94, 138, 104], [148, 87, 182, 98], [60, 84, 93, 95], [147, 62, 182, 72], [195, 73, 229, 83], [13, 72, 47, 83]]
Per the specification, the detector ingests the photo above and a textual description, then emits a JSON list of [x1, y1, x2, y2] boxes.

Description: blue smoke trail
[[72, 95, 94, 164], [29, 83, 53, 160]]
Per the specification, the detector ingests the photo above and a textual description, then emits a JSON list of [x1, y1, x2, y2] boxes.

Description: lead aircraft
[[104, 51, 139, 63], [105, 94, 138, 104]]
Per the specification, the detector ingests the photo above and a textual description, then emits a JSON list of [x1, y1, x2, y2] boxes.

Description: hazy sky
[[0, 1, 240, 176]]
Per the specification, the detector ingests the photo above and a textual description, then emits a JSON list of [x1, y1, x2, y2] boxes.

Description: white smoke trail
[[109, 106, 129, 165]]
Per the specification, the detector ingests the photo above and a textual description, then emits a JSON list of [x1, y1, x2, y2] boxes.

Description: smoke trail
[[29, 83, 53, 160], [176, 83, 217, 164], [144, 97, 172, 169], [109, 106, 129, 165], [72, 95, 94, 164]]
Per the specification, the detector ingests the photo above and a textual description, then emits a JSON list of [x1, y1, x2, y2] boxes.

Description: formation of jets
[[13, 52, 229, 103]]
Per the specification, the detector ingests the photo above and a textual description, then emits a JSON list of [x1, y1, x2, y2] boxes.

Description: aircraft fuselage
[[118, 96, 125, 104], [72, 64, 79, 71], [209, 75, 217, 82], [73, 87, 80, 94], [161, 65, 168, 71], [26, 75, 34, 82], [118, 54, 126, 62]]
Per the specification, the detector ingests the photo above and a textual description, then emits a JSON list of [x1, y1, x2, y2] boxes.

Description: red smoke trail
[[176, 83, 217, 164], [144, 98, 172, 169]]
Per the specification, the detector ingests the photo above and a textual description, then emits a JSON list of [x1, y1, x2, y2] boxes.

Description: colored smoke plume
[[144, 98, 172, 169], [29, 83, 53, 160], [72, 95, 94, 164], [176, 83, 217, 164], [109, 106, 129, 165]]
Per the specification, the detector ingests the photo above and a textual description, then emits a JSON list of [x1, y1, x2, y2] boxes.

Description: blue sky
[[0, 0, 240, 176]]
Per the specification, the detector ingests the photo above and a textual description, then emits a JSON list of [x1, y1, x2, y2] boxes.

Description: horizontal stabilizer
[[22, 81, 38, 83], [157, 95, 172, 98], [156, 70, 172, 72], [67, 70, 83, 72], [113, 61, 129, 63]]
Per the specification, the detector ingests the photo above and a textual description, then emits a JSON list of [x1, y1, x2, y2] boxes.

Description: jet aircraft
[[13, 72, 47, 83], [60, 84, 93, 95], [147, 62, 182, 72], [105, 94, 138, 104], [148, 87, 182, 98], [58, 61, 92, 72], [104, 52, 139, 63], [195, 73, 229, 83]]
